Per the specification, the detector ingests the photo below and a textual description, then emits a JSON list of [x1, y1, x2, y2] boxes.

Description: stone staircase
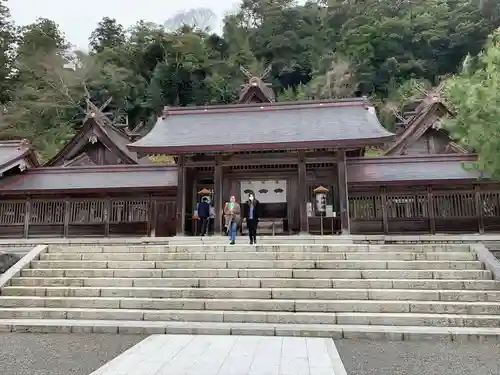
[[1, 243, 500, 340]]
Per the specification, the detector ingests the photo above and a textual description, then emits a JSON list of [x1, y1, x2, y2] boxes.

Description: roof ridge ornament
[[238, 64, 274, 104], [83, 88, 132, 136]]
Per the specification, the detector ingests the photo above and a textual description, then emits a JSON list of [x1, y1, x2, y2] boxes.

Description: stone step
[[168, 236, 355, 245], [20, 268, 493, 280], [0, 308, 499, 328], [39, 251, 476, 261], [3, 286, 500, 302], [10, 277, 500, 290], [1, 297, 499, 314], [0, 319, 499, 341], [336, 312, 500, 327], [29, 260, 484, 270], [47, 245, 472, 253]]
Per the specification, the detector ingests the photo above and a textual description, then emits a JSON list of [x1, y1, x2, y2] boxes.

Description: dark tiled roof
[[0, 165, 177, 193], [0, 140, 39, 173], [347, 154, 484, 184], [129, 99, 394, 153]]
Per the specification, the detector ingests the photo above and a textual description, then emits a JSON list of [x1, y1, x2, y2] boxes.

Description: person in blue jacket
[[198, 197, 210, 237]]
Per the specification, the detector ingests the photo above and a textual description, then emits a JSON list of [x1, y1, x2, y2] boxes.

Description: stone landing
[[90, 335, 347, 375]]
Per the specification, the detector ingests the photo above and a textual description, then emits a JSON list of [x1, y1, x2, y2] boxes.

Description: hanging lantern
[[313, 186, 329, 214]]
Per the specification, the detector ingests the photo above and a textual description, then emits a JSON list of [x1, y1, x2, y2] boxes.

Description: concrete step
[[3, 286, 500, 302], [47, 244, 473, 253], [20, 268, 493, 280], [0, 242, 496, 341], [1, 297, 499, 314], [0, 308, 499, 328], [39, 251, 477, 261], [0, 319, 499, 341], [29, 260, 484, 270], [10, 277, 500, 290]]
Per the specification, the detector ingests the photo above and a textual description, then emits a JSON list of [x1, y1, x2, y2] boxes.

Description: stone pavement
[[90, 335, 347, 375]]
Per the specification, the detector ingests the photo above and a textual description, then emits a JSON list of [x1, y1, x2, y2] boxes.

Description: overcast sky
[[9, 0, 239, 50]]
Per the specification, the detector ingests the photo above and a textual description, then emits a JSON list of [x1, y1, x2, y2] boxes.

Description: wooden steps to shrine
[[1, 243, 500, 341]]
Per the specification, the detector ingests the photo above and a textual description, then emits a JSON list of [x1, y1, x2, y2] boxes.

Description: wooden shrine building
[[0, 71, 500, 238], [128, 98, 393, 236]]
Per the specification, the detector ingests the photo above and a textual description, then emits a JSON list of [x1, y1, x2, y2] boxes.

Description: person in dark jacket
[[198, 197, 210, 236], [245, 193, 260, 244]]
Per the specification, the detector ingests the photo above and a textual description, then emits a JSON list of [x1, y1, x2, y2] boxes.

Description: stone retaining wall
[[0, 253, 20, 274]]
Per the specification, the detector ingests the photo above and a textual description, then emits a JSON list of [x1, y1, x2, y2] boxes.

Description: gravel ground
[[336, 339, 500, 375], [2, 333, 499, 375], [0, 333, 145, 375]]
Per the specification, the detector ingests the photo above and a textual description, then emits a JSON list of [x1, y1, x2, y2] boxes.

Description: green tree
[[89, 17, 126, 53], [0, 0, 15, 103], [3, 0, 500, 158], [17, 18, 69, 57], [445, 29, 500, 177], [0, 51, 83, 159]]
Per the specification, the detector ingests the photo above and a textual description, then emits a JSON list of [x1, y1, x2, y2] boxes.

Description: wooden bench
[[242, 218, 284, 235]]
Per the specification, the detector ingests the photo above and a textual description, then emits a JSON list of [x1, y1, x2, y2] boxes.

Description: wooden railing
[[349, 187, 500, 234], [0, 196, 176, 238]]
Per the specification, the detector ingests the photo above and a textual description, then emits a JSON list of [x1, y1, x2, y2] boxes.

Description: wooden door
[[154, 199, 176, 237]]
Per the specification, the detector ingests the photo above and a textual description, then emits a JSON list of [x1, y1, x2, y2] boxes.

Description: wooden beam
[[185, 155, 336, 168], [337, 150, 350, 234], [298, 151, 308, 233], [176, 156, 186, 235], [214, 156, 223, 234]]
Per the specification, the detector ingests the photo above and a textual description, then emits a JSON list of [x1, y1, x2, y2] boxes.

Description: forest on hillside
[[0, 0, 500, 174]]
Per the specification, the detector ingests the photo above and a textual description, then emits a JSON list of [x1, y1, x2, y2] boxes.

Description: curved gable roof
[[129, 99, 394, 154], [46, 117, 144, 166]]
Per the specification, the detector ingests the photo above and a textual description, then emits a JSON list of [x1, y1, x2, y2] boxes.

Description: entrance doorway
[[240, 180, 288, 235]]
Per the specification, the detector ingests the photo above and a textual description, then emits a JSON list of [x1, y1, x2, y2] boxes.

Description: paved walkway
[[90, 335, 347, 375]]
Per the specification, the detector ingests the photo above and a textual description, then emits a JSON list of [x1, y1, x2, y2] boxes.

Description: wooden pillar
[[63, 199, 70, 238], [147, 195, 153, 237], [286, 178, 294, 234], [214, 156, 223, 234], [474, 185, 484, 234], [104, 198, 110, 237], [381, 187, 389, 234], [298, 151, 308, 233], [337, 150, 350, 234], [427, 187, 436, 234], [176, 155, 186, 235], [23, 198, 31, 238]]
